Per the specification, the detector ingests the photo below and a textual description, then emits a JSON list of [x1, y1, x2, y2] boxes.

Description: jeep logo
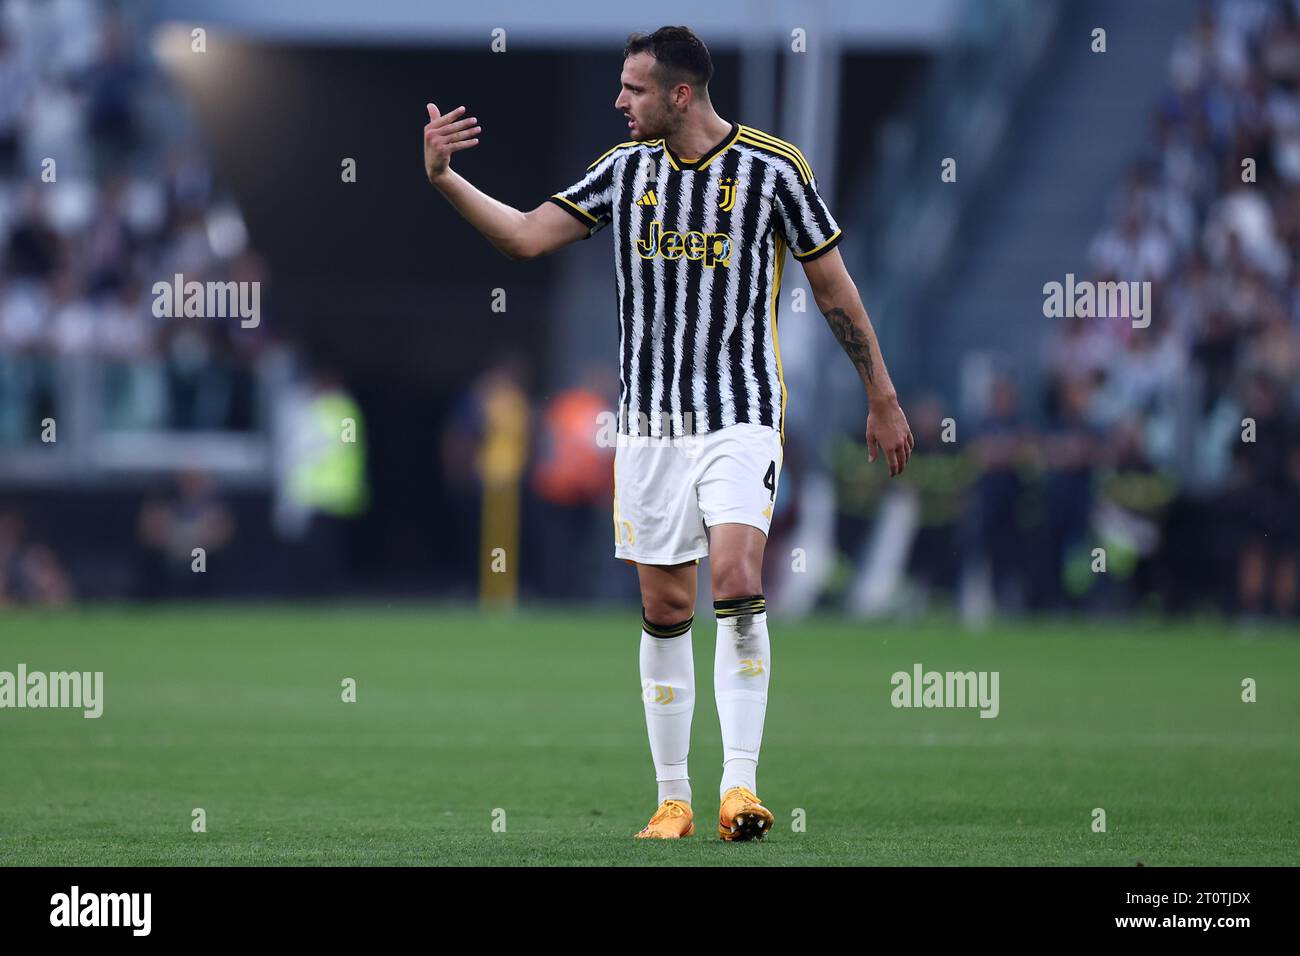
[[635, 220, 732, 268]]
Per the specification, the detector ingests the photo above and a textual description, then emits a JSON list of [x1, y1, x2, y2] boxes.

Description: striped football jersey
[[548, 121, 842, 441]]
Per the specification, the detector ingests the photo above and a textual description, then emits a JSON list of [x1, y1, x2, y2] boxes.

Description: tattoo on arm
[[822, 306, 874, 385]]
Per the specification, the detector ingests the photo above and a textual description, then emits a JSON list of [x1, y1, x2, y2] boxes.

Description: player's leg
[[695, 422, 783, 840], [633, 560, 698, 838], [614, 432, 709, 839], [708, 522, 776, 840]]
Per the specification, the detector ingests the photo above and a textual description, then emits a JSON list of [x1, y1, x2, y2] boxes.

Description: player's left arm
[[802, 247, 914, 476]]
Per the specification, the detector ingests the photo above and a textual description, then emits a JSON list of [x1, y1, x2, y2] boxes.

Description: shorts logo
[[614, 514, 634, 546], [717, 176, 738, 212], [636, 220, 731, 268]]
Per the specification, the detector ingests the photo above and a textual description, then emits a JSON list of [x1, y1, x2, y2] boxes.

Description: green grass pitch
[[1, 606, 1297, 866]]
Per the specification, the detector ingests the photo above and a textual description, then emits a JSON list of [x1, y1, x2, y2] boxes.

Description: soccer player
[[424, 25, 912, 841]]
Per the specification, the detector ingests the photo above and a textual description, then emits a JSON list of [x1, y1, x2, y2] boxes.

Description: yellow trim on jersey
[[695, 124, 742, 172], [587, 139, 663, 171], [550, 193, 599, 224], [738, 128, 812, 184], [739, 126, 813, 181], [792, 228, 843, 261], [660, 122, 740, 173], [737, 133, 811, 185], [772, 234, 788, 444]]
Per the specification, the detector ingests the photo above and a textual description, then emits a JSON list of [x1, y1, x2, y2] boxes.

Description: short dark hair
[[624, 26, 713, 93]]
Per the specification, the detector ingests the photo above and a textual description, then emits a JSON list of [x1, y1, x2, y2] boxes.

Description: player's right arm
[[424, 103, 588, 261]]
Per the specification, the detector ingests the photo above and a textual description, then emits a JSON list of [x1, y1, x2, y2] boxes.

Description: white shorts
[[613, 422, 783, 565]]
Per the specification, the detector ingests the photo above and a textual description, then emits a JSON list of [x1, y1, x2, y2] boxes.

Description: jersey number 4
[[762, 461, 776, 501]]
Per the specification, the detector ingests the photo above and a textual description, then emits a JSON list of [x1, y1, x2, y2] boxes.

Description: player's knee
[[642, 591, 694, 627], [711, 559, 762, 602]]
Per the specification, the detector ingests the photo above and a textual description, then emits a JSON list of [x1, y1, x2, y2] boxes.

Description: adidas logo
[[634, 189, 658, 207]]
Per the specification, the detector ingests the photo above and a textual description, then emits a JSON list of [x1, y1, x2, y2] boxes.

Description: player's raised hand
[[866, 396, 914, 478], [424, 103, 481, 183]]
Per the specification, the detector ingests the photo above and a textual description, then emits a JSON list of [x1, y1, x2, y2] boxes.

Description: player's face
[[615, 52, 678, 141]]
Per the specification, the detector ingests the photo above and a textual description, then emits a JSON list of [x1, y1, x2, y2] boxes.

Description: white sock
[[714, 600, 770, 799], [639, 617, 695, 805]]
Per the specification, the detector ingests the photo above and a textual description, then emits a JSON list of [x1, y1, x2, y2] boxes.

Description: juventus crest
[[718, 176, 738, 212]]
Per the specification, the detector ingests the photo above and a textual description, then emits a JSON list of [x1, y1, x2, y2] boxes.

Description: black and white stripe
[[548, 124, 841, 440]]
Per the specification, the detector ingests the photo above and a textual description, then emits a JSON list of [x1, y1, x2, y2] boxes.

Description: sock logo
[[738, 658, 765, 677], [641, 678, 676, 705]]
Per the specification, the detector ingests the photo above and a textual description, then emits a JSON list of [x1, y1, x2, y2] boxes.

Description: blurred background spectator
[[0, 510, 73, 606], [136, 468, 233, 598]]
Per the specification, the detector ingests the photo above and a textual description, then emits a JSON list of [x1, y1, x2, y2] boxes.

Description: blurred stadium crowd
[[829, 0, 1300, 622], [0, 2, 271, 439], [0, 1, 364, 606], [2, 0, 1298, 621]]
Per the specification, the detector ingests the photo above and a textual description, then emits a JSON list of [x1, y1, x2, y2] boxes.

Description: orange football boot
[[718, 786, 774, 841], [635, 799, 695, 839]]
